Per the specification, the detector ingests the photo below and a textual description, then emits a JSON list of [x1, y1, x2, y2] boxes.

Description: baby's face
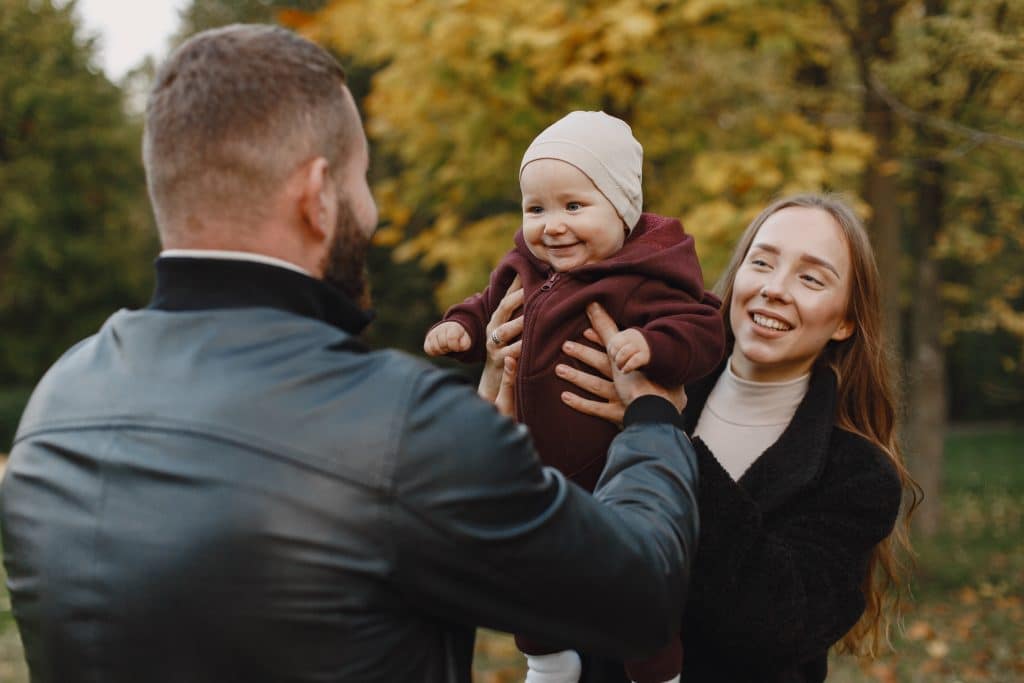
[[520, 159, 626, 272]]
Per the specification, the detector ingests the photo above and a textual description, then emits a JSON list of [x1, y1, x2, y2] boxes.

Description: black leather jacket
[[1, 258, 700, 683]]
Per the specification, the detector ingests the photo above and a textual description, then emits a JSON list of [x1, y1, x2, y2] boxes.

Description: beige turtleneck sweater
[[692, 364, 811, 481]]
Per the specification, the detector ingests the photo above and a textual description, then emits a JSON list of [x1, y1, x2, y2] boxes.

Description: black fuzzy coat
[[582, 364, 902, 683]]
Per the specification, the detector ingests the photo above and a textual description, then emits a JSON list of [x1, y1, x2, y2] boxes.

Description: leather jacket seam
[[15, 418, 384, 491]]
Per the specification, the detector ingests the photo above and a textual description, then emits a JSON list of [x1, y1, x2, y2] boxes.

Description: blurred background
[[0, 0, 1021, 680]]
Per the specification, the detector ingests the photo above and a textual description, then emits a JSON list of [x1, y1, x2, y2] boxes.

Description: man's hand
[[585, 303, 686, 413], [606, 328, 651, 373], [424, 321, 472, 356]]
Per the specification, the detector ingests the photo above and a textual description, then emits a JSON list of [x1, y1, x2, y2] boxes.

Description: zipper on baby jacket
[[515, 271, 562, 422]]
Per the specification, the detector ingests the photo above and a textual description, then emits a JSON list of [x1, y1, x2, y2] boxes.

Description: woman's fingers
[[493, 287, 525, 327], [487, 286, 525, 353], [495, 356, 517, 417], [502, 339, 522, 360], [492, 315, 524, 349]]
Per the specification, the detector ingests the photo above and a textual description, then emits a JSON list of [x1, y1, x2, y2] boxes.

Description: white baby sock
[[524, 649, 582, 683]]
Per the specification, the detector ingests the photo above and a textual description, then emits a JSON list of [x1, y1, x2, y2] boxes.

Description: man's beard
[[322, 198, 372, 310]]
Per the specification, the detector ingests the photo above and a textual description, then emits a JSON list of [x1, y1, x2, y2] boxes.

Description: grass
[[0, 426, 1020, 682], [825, 426, 1024, 683]]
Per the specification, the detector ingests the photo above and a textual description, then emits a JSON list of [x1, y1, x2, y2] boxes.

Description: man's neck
[[159, 248, 310, 276], [149, 256, 372, 336]]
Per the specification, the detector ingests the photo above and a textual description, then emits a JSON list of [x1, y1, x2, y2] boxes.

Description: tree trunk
[[862, 99, 902, 359], [905, 0, 950, 538], [856, 0, 904, 380], [906, 155, 947, 537]]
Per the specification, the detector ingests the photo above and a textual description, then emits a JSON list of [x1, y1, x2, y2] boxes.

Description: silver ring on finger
[[490, 329, 503, 346]]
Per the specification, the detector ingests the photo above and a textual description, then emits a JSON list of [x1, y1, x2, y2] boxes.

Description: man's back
[[2, 296, 458, 680], [1, 259, 700, 682]]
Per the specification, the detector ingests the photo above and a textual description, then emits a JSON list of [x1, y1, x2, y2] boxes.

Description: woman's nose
[[759, 276, 790, 303]]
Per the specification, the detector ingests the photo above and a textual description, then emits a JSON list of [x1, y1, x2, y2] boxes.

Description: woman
[[482, 193, 920, 682]]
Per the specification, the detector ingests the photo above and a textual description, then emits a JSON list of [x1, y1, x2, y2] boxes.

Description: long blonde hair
[[714, 193, 922, 656]]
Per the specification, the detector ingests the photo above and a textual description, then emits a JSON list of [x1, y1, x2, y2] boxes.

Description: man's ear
[[298, 157, 336, 242], [831, 318, 855, 342]]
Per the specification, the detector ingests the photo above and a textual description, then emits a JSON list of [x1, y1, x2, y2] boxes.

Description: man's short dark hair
[[143, 24, 354, 238]]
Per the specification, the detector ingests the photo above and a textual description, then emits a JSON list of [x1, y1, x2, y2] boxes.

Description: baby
[[424, 111, 725, 683]]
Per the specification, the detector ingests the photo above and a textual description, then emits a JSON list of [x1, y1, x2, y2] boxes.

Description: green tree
[[0, 0, 155, 385], [172, 0, 326, 45]]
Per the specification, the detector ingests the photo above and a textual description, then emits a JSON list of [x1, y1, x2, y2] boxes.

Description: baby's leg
[[524, 650, 582, 683], [516, 635, 581, 683]]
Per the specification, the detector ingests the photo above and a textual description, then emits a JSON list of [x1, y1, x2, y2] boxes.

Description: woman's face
[[729, 206, 854, 382]]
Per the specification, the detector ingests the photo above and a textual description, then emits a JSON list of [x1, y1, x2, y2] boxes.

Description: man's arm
[[387, 369, 698, 660]]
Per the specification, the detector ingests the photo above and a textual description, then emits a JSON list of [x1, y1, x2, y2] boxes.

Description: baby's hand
[[606, 328, 651, 373], [424, 321, 472, 356]]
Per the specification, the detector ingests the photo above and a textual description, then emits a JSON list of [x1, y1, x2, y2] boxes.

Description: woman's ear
[[832, 318, 855, 342]]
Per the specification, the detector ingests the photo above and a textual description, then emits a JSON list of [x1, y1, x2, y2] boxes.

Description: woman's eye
[[801, 274, 825, 287], [750, 258, 770, 268], [567, 202, 582, 211]]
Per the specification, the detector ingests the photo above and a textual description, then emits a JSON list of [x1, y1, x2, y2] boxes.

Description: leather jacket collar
[[149, 256, 373, 336]]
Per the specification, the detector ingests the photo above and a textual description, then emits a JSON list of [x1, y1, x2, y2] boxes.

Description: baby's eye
[[525, 206, 544, 215], [566, 201, 582, 211]]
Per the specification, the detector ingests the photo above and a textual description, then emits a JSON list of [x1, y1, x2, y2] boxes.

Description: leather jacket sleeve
[[388, 369, 699, 661]]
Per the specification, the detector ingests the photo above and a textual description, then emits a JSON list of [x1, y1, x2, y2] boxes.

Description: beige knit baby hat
[[519, 110, 644, 231]]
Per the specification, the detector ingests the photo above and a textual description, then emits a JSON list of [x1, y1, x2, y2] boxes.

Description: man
[[1, 25, 699, 683]]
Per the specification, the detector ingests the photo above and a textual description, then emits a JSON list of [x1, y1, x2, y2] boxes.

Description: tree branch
[[868, 72, 1024, 152], [821, 0, 857, 48]]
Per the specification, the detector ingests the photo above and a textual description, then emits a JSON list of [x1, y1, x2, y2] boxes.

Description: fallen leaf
[[926, 640, 950, 658], [907, 620, 935, 641]]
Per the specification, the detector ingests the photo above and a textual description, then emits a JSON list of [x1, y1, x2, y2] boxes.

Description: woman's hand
[[492, 357, 518, 418], [477, 279, 524, 404], [558, 303, 686, 424]]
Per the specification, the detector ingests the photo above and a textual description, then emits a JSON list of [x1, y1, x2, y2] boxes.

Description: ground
[[0, 427, 1020, 682]]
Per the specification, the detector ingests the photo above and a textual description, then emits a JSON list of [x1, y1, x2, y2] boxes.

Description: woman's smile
[[750, 311, 793, 332]]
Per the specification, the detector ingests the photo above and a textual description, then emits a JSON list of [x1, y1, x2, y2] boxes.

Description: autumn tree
[[303, 0, 873, 306], [823, 0, 1024, 535], [0, 0, 155, 384], [299, 0, 1024, 532]]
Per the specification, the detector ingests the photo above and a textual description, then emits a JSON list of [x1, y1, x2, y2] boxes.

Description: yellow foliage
[[303, 0, 1023, 332], [989, 299, 1024, 338]]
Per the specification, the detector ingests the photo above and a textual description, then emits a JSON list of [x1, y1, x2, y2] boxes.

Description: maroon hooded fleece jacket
[[442, 212, 726, 491]]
